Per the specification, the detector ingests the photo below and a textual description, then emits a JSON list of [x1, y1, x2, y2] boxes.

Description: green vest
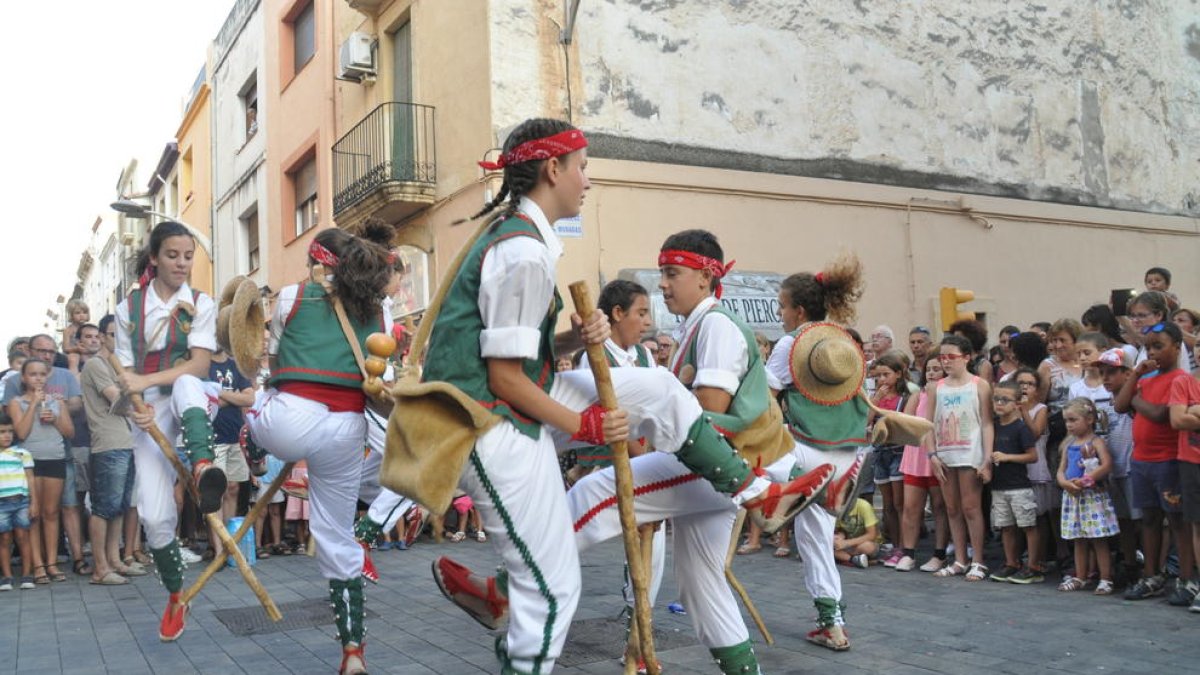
[[675, 304, 770, 436], [271, 282, 381, 389], [422, 215, 561, 440], [780, 326, 870, 451], [127, 287, 200, 375]]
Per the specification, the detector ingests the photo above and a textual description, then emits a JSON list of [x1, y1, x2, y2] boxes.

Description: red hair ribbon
[[814, 272, 825, 286], [137, 265, 156, 288], [657, 250, 736, 298], [309, 241, 339, 268], [478, 130, 588, 171]]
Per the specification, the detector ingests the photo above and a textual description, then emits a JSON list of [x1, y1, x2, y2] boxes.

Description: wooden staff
[[724, 510, 773, 645], [180, 461, 295, 609], [568, 281, 659, 675], [108, 354, 282, 622], [624, 522, 658, 673]]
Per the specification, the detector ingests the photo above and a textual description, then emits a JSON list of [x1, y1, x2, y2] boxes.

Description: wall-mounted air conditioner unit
[[339, 33, 376, 82]]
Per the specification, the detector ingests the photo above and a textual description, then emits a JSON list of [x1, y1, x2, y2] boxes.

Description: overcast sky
[[0, 0, 235, 353]]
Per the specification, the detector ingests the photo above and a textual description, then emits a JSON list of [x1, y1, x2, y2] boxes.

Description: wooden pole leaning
[[568, 281, 659, 675], [107, 354, 283, 622], [724, 509, 773, 645], [623, 522, 659, 673], [180, 461, 294, 609]]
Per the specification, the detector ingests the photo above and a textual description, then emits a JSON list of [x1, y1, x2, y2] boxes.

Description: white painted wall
[[491, 0, 1200, 216]]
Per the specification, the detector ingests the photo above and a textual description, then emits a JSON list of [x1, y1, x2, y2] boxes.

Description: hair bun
[[359, 218, 396, 247]]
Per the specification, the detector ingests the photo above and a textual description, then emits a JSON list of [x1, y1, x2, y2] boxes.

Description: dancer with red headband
[[115, 220, 226, 642], [428, 118, 832, 674], [245, 223, 395, 675]]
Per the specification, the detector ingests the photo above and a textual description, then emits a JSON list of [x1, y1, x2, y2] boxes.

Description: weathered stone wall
[[492, 0, 1200, 216]]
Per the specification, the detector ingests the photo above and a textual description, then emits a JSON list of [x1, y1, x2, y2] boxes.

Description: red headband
[[658, 250, 736, 298], [309, 241, 339, 268], [478, 129, 588, 171], [137, 265, 156, 288]]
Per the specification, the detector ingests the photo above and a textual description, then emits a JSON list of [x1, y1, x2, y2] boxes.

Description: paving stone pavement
[[2, 527, 1198, 674]]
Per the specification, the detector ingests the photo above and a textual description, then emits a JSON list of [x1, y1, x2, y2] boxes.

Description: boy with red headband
[[427, 121, 831, 675]]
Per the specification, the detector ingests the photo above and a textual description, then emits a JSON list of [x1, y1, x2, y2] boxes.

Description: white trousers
[[568, 452, 747, 650], [247, 390, 365, 581], [763, 441, 863, 613], [133, 375, 219, 550], [463, 367, 722, 672], [360, 407, 412, 531]]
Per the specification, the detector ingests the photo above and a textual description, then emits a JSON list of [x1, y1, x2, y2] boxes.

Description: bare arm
[[489, 358, 584, 435], [8, 398, 36, 440], [219, 386, 256, 408], [1170, 403, 1200, 431], [840, 524, 879, 549], [1088, 437, 1112, 482], [977, 378, 995, 481], [694, 387, 733, 415], [1020, 403, 1048, 437], [120, 347, 213, 394], [1036, 361, 1052, 404], [53, 401, 73, 439]]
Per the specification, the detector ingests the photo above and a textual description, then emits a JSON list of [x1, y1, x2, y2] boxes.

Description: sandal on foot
[[476, 530, 487, 543], [735, 543, 762, 555], [256, 546, 271, 559], [132, 550, 152, 565], [773, 546, 791, 558], [1094, 579, 1114, 595], [1058, 575, 1086, 592], [449, 531, 466, 543], [33, 566, 50, 585], [933, 561, 967, 578], [965, 562, 989, 582], [46, 566, 67, 582], [73, 559, 93, 576]]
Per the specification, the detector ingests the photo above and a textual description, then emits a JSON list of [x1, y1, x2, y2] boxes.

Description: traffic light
[[939, 287, 975, 332]]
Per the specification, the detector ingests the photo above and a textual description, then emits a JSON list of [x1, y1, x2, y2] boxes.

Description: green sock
[[354, 516, 382, 544], [149, 541, 186, 593], [180, 408, 215, 465], [710, 639, 760, 674]]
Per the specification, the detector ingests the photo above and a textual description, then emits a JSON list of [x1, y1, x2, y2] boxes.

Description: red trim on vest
[[477, 399, 536, 424], [283, 282, 306, 327], [573, 473, 703, 532], [278, 381, 365, 413]]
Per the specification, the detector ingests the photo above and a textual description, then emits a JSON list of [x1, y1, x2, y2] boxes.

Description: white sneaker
[[850, 553, 869, 569], [179, 548, 202, 565], [919, 556, 945, 572], [894, 555, 916, 572]]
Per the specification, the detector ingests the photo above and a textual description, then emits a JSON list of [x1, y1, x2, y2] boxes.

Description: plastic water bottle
[[226, 516, 256, 568]]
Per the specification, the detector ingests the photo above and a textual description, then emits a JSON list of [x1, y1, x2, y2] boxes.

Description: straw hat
[[216, 276, 264, 379], [788, 322, 866, 406]]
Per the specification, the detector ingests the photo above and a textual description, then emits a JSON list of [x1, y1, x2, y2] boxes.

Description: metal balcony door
[[391, 22, 414, 181]]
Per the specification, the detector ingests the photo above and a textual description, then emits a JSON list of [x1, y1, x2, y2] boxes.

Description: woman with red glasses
[[927, 334, 994, 582]]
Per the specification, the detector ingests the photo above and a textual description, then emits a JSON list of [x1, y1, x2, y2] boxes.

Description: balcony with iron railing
[[332, 102, 437, 228]]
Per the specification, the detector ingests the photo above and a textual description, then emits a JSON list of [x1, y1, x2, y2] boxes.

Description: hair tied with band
[[478, 130, 588, 171], [814, 272, 825, 287], [138, 265, 157, 288], [309, 240, 339, 268]]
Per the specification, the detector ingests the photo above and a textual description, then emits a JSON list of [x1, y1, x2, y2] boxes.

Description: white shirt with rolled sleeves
[[669, 295, 749, 395], [115, 282, 217, 369]]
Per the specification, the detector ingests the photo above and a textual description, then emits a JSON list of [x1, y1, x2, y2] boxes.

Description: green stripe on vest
[[422, 215, 561, 440], [270, 282, 379, 389]]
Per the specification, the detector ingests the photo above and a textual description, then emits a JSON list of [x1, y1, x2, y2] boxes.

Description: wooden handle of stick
[[724, 510, 774, 645], [624, 522, 658, 672], [106, 354, 199, 505], [205, 512, 283, 621], [569, 281, 659, 675], [181, 461, 296, 607]]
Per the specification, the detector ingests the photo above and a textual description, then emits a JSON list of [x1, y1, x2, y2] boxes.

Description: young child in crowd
[[1014, 368, 1052, 577], [927, 335, 994, 581], [1056, 398, 1119, 594], [870, 350, 910, 565], [1168, 357, 1200, 612], [1095, 349, 1140, 584], [252, 454, 289, 557], [834, 497, 880, 569], [1171, 308, 1199, 371], [62, 299, 91, 372], [448, 492, 485, 543], [284, 462, 310, 554], [896, 353, 950, 572], [988, 380, 1042, 584], [0, 413, 37, 591], [1070, 333, 1116, 424], [1115, 321, 1193, 602]]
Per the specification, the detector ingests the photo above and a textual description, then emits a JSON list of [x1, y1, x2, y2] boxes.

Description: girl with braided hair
[[429, 119, 831, 674], [245, 222, 394, 675], [761, 252, 871, 651]]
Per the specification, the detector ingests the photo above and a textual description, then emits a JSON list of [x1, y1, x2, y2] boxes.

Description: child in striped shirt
[[0, 412, 37, 591]]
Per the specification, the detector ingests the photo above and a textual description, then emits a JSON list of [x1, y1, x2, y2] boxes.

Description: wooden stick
[[724, 510, 773, 645], [624, 522, 658, 673], [568, 281, 659, 675], [180, 461, 295, 606], [107, 354, 282, 621]]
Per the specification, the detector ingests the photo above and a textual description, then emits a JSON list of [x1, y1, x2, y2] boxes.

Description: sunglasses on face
[[1142, 322, 1166, 335]]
